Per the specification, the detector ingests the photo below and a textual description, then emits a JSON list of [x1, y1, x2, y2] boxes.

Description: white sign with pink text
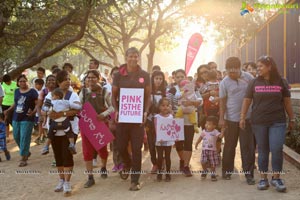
[[155, 117, 184, 142], [118, 88, 144, 123]]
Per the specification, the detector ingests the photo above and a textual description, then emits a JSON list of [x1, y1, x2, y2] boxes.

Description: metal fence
[[215, 0, 300, 84]]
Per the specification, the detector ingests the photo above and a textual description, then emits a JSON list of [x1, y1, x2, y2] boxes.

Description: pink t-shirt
[[200, 129, 221, 151]]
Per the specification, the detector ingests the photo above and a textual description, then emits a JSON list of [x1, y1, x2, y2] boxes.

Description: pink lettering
[[121, 95, 142, 103], [79, 109, 96, 130]]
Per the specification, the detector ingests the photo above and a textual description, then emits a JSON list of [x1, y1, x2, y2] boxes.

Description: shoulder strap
[[102, 87, 106, 105], [64, 90, 72, 100]]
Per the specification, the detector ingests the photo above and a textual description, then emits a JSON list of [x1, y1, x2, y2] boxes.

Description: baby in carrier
[[47, 88, 81, 154]]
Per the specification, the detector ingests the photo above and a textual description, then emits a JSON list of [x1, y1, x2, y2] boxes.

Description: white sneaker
[[63, 182, 72, 196], [92, 159, 97, 167], [54, 179, 64, 192]]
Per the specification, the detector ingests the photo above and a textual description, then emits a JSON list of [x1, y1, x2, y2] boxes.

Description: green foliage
[[286, 117, 300, 154]]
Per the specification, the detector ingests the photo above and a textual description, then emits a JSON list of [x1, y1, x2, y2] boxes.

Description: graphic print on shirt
[[255, 86, 282, 93], [16, 95, 26, 113]]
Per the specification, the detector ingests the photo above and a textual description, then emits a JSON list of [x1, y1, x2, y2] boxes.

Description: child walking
[[146, 70, 167, 173], [0, 113, 11, 161], [155, 98, 173, 182], [195, 116, 224, 181]]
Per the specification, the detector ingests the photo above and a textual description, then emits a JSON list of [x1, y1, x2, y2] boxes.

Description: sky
[[148, 22, 219, 77]]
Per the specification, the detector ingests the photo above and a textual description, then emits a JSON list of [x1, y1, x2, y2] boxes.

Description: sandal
[[19, 160, 27, 167]]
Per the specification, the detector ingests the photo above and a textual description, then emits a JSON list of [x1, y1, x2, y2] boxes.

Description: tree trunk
[[147, 40, 155, 73]]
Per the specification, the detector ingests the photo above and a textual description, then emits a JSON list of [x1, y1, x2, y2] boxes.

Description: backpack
[[83, 87, 107, 114]]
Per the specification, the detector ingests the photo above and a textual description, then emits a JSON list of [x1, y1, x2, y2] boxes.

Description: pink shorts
[[81, 132, 108, 161]]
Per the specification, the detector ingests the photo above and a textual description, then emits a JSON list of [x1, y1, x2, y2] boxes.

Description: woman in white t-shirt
[[46, 70, 81, 197]]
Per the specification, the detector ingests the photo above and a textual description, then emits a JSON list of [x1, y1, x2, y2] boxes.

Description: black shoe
[[100, 167, 108, 179], [183, 166, 192, 177], [5, 151, 11, 161], [211, 174, 217, 181], [84, 178, 95, 188], [222, 171, 231, 180], [246, 177, 255, 185], [157, 174, 162, 182], [129, 182, 141, 191], [165, 174, 171, 182]]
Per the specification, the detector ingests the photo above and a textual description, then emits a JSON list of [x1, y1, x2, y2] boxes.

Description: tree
[[187, 0, 283, 48], [0, 0, 110, 79], [76, 0, 192, 72]]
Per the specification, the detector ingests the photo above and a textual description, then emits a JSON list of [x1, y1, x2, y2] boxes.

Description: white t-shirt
[[154, 114, 175, 146], [44, 91, 81, 136], [200, 129, 221, 151]]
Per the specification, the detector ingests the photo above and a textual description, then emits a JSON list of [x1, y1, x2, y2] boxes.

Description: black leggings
[[175, 125, 194, 152], [156, 146, 172, 173], [51, 134, 77, 167]]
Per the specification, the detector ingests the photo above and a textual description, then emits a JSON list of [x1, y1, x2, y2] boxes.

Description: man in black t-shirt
[[112, 47, 151, 191]]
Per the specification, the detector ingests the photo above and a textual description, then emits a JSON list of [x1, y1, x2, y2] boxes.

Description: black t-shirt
[[113, 64, 150, 110], [244, 77, 291, 125], [113, 65, 150, 89]]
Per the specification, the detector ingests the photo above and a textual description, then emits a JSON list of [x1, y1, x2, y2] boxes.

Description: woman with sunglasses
[[240, 56, 294, 192]]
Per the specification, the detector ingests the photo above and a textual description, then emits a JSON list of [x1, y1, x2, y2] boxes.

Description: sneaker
[[41, 146, 49, 155], [92, 159, 97, 167], [68, 143, 77, 154], [63, 182, 72, 196], [165, 174, 171, 182], [270, 178, 286, 192], [112, 165, 119, 172], [151, 165, 158, 174], [118, 163, 124, 171], [129, 182, 141, 191], [222, 174, 231, 180], [257, 179, 270, 190], [51, 160, 56, 167], [201, 171, 208, 179], [100, 167, 108, 179], [5, 151, 11, 161], [183, 166, 192, 177], [201, 173, 207, 179], [54, 179, 64, 192], [246, 177, 256, 185], [84, 178, 95, 188], [211, 174, 217, 181]]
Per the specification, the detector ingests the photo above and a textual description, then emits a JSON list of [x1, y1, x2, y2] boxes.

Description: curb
[[283, 144, 300, 169]]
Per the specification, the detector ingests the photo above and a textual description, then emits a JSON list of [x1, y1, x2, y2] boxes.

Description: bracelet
[[289, 118, 295, 122]]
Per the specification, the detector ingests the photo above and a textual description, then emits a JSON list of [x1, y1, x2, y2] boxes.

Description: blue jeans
[[252, 123, 286, 173]]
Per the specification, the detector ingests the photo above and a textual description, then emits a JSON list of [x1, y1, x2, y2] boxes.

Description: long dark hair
[[257, 56, 281, 83], [151, 70, 166, 96], [196, 64, 210, 82]]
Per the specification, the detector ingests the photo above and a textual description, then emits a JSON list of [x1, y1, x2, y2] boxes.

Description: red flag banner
[[185, 33, 203, 75]]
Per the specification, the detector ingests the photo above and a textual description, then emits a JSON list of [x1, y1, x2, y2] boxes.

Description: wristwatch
[[63, 112, 67, 117]]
